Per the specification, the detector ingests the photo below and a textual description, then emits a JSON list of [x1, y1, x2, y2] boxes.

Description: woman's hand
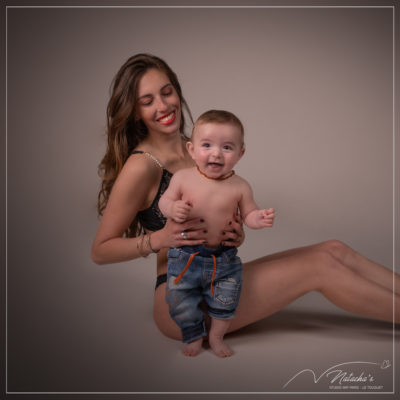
[[221, 213, 245, 247], [151, 217, 207, 251]]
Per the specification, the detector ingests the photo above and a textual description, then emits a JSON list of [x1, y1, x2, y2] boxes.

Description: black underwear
[[155, 273, 167, 290], [132, 151, 172, 232]]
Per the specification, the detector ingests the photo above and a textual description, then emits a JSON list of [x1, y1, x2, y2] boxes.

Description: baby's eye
[[223, 145, 233, 150], [201, 143, 210, 148]]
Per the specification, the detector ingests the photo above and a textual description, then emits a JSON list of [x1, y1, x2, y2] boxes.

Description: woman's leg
[[153, 241, 399, 340], [246, 240, 398, 294], [154, 283, 182, 340], [228, 241, 399, 332], [319, 240, 399, 295]]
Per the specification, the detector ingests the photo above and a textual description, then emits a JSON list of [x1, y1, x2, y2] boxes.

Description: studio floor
[[144, 292, 398, 395], [8, 261, 399, 399]]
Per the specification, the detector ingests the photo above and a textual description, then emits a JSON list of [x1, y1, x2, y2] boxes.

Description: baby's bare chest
[[181, 180, 241, 215]]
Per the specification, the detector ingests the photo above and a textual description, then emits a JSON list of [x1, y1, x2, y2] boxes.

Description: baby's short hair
[[193, 109, 244, 140]]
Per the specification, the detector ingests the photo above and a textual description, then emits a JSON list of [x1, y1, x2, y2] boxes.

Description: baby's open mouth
[[208, 162, 223, 168]]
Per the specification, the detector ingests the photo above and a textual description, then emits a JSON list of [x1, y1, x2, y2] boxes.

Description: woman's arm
[[91, 156, 206, 265], [91, 155, 159, 264]]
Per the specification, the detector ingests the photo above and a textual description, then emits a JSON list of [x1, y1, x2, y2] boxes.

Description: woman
[[91, 53, 399, 343]]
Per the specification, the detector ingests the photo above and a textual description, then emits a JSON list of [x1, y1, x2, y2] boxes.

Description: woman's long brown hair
[[97, 53, 192, 237]]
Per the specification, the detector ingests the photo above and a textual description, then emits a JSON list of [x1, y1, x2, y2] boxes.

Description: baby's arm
[[159, 171, 192, 223], [239, 180, 275, 229], [245, 208, 275, 229]]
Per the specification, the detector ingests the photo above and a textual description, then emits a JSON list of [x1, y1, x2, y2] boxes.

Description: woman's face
[[136, 68, 181, 137]]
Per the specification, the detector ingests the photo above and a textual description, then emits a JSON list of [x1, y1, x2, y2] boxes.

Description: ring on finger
[[181, 231, 188, 240]]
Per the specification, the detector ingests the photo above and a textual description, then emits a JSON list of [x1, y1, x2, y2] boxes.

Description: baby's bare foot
[[182, 338, 203, 357], [209, 336, 233, 358]]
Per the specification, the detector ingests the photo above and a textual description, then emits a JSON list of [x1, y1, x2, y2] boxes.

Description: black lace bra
[[133, 151, 172, 231]]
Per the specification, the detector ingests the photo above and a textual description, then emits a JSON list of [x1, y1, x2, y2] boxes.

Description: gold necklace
[[196, 165, 235, 181]]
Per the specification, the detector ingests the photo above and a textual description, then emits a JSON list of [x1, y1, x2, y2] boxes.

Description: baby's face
[[187, 122, 245, 179]]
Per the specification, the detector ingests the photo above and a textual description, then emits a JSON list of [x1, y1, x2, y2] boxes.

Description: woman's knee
[[153, 286, 181, 341], [311, 242, 351, 290], [153, 307, 181, 340], [317, 239, 351, 264]]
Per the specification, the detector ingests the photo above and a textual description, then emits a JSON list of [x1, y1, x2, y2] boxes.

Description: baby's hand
[[258, 208, 275, 227], [172, 200, 192, 223]]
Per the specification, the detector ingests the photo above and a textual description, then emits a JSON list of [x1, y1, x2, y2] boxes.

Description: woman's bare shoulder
[[108, 153, 162, 201], [121, 152, 162, 180]]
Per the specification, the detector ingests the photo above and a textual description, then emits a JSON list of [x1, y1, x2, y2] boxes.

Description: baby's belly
[[193, 210, 235, 248]]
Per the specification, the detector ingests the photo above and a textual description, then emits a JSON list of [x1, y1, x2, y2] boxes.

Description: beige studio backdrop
[[6, 4, 396, 396]]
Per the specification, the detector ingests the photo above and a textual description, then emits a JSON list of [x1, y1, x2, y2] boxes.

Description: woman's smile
[[157, 111, 176, 125], [136, 69, 181, 135]]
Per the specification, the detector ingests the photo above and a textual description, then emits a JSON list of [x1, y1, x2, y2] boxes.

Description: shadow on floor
[[229, 309, 398, 342]]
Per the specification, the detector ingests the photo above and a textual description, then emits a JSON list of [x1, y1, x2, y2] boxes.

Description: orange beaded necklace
[[196, 165, 235, 181]]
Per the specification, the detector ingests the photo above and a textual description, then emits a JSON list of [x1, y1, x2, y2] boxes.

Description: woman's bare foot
[[182, 338, 203, 357], [209, 335, 233, 357]]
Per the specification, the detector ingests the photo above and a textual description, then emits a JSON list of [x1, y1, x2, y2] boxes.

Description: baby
[[159, 110, 275, 357]]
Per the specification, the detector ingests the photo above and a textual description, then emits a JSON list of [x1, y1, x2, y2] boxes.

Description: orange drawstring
[[174, 252, 200, 284], [173, 252, 218, 296], [210, 254, 217, 295]]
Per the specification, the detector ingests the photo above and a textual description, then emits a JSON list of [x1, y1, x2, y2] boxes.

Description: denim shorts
[[165, 245, 242, 343]]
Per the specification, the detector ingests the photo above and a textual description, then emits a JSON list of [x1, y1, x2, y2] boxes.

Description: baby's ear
[[186, 141, 195, 158], [239, 145, 245, 159]]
